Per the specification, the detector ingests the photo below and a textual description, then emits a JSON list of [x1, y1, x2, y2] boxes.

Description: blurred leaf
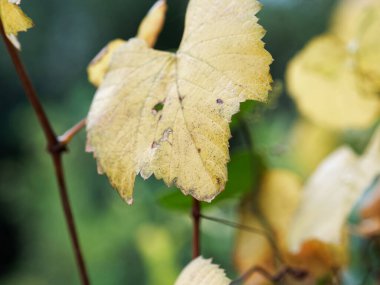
[[288, 119, 340, 177], [86, 0, 272, 203], [287, 128, 380, 273], [136, 225, 179, 285], [286, 0, 380, 130], [175, 256, 231, 285], [234, 170, 305, 284]]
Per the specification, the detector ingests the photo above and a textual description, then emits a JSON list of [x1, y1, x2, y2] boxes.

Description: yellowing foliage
[[288, 119, 339, 177], [287, 0, 380, 130], [87, 39, 126, 87], [137, 0, 167, 48], [175, 257, 231, 285], [87, 0, 167, 87], [86, 0, 272, 203], [0, 0, 33, 40], [288, 128, 380, 253]]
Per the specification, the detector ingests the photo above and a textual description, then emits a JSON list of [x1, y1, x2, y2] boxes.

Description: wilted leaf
[[86, 0, 272, 203], [87, 0, 167, 87], [286, 0, 380, 130], [174, 256, 231, 285], [287, 128, 380, 264]]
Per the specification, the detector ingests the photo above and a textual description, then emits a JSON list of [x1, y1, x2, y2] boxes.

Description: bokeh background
[[0, 0, 339, 284]]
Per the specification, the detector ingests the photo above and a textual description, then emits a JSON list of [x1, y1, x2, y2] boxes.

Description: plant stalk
[[0, 22, 90, 285], [192, 198, 201, 258]]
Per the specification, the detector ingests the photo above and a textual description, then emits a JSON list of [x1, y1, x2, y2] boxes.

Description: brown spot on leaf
[[216, 99, 224, 104]]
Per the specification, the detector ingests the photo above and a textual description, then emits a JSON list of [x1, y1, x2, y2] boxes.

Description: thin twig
[[200, 214, 283, 263], [192, 198, 201, 258], [58, 118, 87, 146], [0, 22, 90, 285], [230, 265, 307, 285]]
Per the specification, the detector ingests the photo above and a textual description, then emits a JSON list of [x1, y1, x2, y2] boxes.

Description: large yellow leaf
[[0, 0, 33, 35], [86, 0, 272, 203], [286, 0, 380, 130]]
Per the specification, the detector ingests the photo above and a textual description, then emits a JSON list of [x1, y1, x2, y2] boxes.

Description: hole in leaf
[[153, 102, 164, 112]]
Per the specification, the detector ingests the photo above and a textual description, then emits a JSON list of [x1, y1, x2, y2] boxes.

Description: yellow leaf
[[174, 256, 231, 285], [137, 0, 167, 48], [87, 0, 168, 87], [287, 0, 380, 130], [86, 0, 272, 203], [0, 0, 33, 35], [287, 128, 380, 264], [234, 170, 303, 283], [287, 35, 380, 130], [87, 39, 126, 87], [288, 119, 339, 177]]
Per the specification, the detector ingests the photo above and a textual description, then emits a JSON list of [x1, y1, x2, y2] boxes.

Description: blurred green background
[[0, 0, 338, 284]]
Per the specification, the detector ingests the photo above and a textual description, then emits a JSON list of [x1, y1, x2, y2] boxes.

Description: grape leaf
[[286, 0, 380, 130], [174, 256, 231, 285], [86, 0, 272, 203]]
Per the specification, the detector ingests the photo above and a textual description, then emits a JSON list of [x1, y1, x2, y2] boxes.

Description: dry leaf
[[87, 0, 167, 87], [86, 0, 272, 203], [174, 256, 231, 285], [286, 0, 380, 130], [0, 0, 33, 48], [287, 128, 380, 264]]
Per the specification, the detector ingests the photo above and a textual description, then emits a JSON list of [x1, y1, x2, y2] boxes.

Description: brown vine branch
[[192, 198, 201, 258], [230, 265, 308, 285], [0, 23, 90, 285]]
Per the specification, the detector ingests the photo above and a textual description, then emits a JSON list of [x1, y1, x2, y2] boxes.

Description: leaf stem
[[0, 22, 90, 285], [58, 118, 87, 146], [192, 198, 201, 258]]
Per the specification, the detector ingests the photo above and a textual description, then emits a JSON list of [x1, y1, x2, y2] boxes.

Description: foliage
[[1, 0, 380, 284]]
